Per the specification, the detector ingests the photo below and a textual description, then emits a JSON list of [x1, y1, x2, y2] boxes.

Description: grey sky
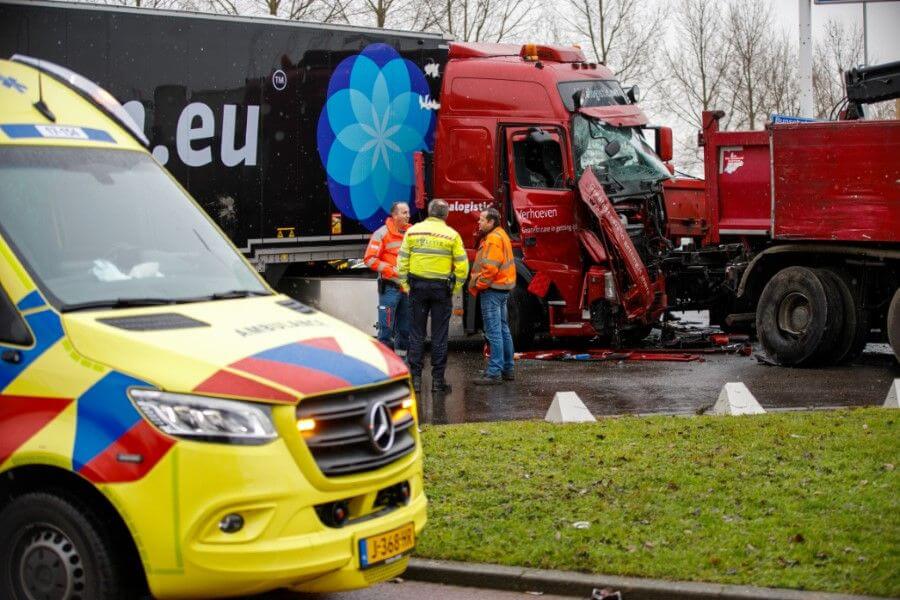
[[774, 0, 900, 64]]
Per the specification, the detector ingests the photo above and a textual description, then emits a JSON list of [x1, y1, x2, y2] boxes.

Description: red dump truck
[[663, 61, 900, 365]]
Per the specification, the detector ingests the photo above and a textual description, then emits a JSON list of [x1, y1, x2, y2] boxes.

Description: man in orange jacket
[[468, 207, 516, 385], [364, 202, 410, 356]]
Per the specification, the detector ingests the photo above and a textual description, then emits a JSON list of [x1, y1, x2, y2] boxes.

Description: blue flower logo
[[317, 44, 435, 231]]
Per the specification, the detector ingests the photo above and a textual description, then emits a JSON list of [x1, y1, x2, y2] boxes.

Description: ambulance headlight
[[129, 389, 277, 445]]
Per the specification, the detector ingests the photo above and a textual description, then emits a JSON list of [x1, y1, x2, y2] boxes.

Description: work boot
[[432, 379, 452, 393], [411, 375, 422, 393], [502, 370, 515, 381], [473, 374, 502, 386]]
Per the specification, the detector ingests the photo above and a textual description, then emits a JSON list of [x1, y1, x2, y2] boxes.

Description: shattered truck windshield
[[572, 114, 670, 189]]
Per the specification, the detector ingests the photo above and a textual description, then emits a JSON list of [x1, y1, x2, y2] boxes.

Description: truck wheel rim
[[16, 524, 84, 600], [777, 291, 811, 336]]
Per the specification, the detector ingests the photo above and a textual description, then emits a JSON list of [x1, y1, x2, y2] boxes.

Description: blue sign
[[770, 114, 819, 124]]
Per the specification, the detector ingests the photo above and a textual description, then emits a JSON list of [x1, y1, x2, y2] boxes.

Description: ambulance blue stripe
[[0, 124, 115, 143], [0, 309, 64, 392], [72, 372, 146, 472], [254, 343, 386, 386], [16, 290, 45, 312]]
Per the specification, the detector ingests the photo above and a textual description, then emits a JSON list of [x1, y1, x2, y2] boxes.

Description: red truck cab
[[431, 43, 673, 346]]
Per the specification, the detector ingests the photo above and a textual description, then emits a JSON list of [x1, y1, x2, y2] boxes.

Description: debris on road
[[516, 349, 704, 362], [511, 324, 752, 363]]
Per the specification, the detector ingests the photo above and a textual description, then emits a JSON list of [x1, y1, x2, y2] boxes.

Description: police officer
[[398, 199, 469, 393], [364, 202, 410, 356]]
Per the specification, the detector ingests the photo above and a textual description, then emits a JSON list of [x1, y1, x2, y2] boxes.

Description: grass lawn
[[416, 409, 899, 597]]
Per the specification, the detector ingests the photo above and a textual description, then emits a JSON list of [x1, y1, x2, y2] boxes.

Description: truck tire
[[0, 492, 124, 600], [816, 269, 857, 365], [888, 288, 900, 362], [756, 266, 842, 367], [823, 268, 870, 364], [508, 284, 537, 349]]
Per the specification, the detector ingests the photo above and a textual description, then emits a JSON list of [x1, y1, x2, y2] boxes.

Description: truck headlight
[[129, 389, 277, 445]]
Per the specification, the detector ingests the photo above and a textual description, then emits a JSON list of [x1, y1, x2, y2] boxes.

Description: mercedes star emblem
[[367, 401, 395, 454]]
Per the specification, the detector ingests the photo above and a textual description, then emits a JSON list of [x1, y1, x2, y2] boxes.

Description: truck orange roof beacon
[[0, 55, 424, 599]]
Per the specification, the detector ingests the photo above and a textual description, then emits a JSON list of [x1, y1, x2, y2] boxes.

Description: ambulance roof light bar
[[11, 54, 149, 147]]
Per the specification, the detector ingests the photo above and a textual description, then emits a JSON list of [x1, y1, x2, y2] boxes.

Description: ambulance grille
[[296, 380, 416, 477]]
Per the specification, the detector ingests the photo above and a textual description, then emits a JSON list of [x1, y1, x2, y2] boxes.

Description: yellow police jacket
[[398, 217, 469, 294]]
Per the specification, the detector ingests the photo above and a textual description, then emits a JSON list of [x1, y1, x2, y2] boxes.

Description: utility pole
[[799, 0, 814, 117], [862, 1, 868, 65]]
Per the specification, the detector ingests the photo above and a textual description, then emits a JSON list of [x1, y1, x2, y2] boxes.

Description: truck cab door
[[503, 127, 581, 271]]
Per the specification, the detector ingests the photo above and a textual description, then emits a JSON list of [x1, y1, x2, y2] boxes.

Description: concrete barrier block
[[545, 392, 596, 423], [885, 379, 900, 408], [710, 383, 765, 416]]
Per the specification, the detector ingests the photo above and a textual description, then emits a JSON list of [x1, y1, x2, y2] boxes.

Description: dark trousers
[[408, 277, 452, 381]]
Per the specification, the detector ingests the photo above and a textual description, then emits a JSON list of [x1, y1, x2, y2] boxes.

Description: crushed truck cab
[[0, 56, 425, 599]]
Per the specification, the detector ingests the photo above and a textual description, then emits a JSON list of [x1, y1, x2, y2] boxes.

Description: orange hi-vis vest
[[364, 217, 408, 283], [470, 226, 516, 293]]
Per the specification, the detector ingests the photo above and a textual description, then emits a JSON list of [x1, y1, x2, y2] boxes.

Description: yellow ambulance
[[0, 55, 425, 599]]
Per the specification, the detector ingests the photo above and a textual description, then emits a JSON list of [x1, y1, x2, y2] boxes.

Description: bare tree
[[813, 19, 863, 119], [812, 20, 898, 121], [723, 0, 773, 129], [722, 0, 802, 129], [337, 0, 433, 30], [867, 101, 897, 120], [560, 0, 665, 84], [416, 0, 537, 42], [100, 0, 180, 7], [201, 0, 346, 21], [662, 0, 731, 130], [365, 0, 388, 26], [760, 31, 799, 118]]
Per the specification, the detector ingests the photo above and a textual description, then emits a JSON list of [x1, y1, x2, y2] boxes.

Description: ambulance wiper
[[60, 298, 178, 312], [206, 290, 272, 300]]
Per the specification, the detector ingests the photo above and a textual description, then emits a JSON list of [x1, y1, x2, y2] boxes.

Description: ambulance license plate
[[358, 522, 415, 569]]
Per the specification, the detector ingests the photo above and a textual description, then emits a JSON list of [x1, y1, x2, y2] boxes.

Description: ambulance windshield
[[0, 147, 269, 310]]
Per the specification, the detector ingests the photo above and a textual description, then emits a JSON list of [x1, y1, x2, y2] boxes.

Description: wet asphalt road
[[255, 580, 573, 600], [293, 278, 899, 423], [417, 341, 899, 424]]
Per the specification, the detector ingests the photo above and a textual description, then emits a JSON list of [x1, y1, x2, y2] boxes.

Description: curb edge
[[405, 558, 886, 600]]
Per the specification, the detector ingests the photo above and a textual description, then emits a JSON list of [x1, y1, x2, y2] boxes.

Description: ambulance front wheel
[[0, 492, 125, 600]]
